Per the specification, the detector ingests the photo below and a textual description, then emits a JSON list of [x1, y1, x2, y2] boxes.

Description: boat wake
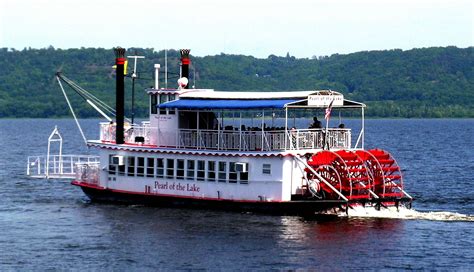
[[341, 206, 474, 222]]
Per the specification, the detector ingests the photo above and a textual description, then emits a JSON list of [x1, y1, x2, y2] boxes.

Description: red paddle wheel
[[305, 149, 405, 201], [364, 149, 404, 198], [306, 150, 373, 200]]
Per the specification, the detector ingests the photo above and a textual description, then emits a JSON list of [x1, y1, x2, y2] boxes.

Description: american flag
[[324, 99, 334, 120]]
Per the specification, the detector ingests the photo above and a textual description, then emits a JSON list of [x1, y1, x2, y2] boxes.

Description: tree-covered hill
[[0, 46, 472, 118]]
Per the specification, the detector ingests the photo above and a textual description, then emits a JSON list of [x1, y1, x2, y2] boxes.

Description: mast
[[165, 49, 168, 88], [114, 47, 126, 145], [127, 53, 145, 125]]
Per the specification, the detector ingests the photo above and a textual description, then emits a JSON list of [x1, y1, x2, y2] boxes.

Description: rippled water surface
[[0, 119, 473, 270]]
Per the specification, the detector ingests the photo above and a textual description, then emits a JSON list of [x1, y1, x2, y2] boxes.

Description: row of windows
[[109, 156, 258, 184], [150, 94, 177, 115]]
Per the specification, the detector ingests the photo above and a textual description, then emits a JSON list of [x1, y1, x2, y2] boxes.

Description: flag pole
[[324, 98, 334, 150], [324, 115, 329, 150]]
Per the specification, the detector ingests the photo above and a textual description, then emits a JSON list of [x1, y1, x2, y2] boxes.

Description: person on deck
[[309, 117, 322, 129]]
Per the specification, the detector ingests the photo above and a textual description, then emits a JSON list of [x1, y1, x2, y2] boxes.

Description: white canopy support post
[[285, 107, 288, 149], [261, 110, 265, 151], [324, 114, 329, 150], [354, 107, 365, 149], [196, 111, 200, 150], [361, 107, 365, 149], [239, 112, 242, 151], [217, 111, 221, 150], [56, 76, 88, 145]]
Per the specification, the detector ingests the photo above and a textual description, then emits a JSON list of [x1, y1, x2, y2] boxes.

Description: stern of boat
[[72, 161, 102, 188]]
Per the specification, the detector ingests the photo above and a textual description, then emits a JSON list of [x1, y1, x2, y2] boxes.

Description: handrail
[[99, 122, 351, 152], [27, 154, 100, 179]]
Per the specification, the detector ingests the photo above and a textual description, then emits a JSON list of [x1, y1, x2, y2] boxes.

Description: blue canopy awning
[[158, 99, 299, 109]]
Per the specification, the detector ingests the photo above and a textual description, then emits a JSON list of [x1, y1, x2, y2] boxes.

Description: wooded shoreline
[[1, 46, 472, 118]]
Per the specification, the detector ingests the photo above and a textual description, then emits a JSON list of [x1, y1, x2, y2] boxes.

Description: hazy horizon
[[1, 0, 472, 58]]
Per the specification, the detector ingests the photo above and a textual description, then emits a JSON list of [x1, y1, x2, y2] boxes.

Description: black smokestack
[[114, 47, 126, 144], [180, 49, 191, 89]]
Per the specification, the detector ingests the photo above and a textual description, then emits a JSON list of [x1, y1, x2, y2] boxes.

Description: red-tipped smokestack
[[180, 49, 191, 89], [114, 47, 126, 144]]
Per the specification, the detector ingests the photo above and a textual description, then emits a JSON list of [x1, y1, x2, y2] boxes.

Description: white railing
[[100, 121, 157, 145], [161, 128, 350, 151], [286, 129, 351, 150], [75, 162, 100, 186], [175, 129, 286, 151], [98, 122, 351, 151], [27, 155, 100, 179]]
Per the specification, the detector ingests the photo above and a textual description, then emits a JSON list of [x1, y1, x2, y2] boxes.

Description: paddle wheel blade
[[367, 149, 405, 198], [306, 150, 373, 200]]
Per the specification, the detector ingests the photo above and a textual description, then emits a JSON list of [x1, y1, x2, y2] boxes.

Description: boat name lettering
[[154, 181, 200, 192]]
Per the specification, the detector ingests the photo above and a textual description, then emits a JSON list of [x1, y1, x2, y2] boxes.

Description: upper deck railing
[[99, 123, 351, 151]]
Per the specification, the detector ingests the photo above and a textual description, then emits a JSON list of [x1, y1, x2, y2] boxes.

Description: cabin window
[[187, 160, 195, 180], [159, 94, 168, 104], [229, 162, 237, 183], [136, 157, 145, 177], [239, 171, 249, 184], [146, 158, 154, 177], [262, 164, 271, 175], [168, 95, 176, 114], [218, 162, 227, 182], [150, 95, 158, 114], [127, 157, 135, 176], [197, 160, 205, 181], [159, 95, 168, 114], [176, 159, 185, 179], [108, 155, 117, 175], [208, 161, 216, 182], [166, 159, 175, 179], [118, 163, 125, 176], [239, 163, 249, 184], [156, 158, 164, 178]]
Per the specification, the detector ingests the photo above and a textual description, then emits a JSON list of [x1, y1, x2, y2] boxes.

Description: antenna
[[165, 49, 168, 88], [127, 52, 145, 125]]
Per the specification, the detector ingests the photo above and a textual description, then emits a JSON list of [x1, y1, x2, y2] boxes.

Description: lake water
[[0, 119, 473, 270]]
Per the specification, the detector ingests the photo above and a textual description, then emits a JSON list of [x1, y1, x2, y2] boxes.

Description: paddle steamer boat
[[59, 48, 412, 214]]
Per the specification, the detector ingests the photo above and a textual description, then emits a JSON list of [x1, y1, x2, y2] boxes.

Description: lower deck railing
[[27, 155, 100, 179]]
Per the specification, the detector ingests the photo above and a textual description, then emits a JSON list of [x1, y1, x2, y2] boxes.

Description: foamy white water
[[342, 206, 474, 222]]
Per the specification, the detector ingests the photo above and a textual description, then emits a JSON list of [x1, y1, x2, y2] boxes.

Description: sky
[[0, 0, 472, 58]]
